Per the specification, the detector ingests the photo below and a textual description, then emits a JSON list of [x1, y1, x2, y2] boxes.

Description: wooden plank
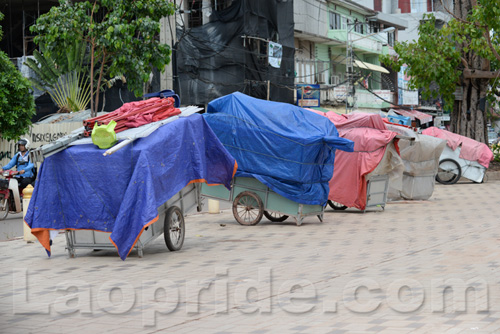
[[463, 69, 500, 79]]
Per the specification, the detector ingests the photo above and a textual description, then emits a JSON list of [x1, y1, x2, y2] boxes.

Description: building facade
[[173, 0, 295, 105], [2, 0, 411, 110], [293, 0, 407, 111]]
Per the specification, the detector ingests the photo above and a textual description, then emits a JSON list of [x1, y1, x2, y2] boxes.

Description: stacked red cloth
[[83, 97, 180, 136]]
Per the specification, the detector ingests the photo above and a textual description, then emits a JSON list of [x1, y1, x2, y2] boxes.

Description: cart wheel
[[0, 197, 8, 220], [327, 200, 347, 210], [436, 159, 462, 185], [263, 210, 289, 222], [164, 206, 185, 251], [232, 191, 264, 226]]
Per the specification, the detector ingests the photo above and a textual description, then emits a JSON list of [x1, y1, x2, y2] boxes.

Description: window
[[387, 31, 395, 46], [213, 0, 233, 11], [329, 12, 342, 30], [354, 22, 364, 34], [410, 0, 427, 13], [369, 21, 380, 34], [188, 0, 203, 28], [342, 17, 348, 30], [316, 61, 326, 84]]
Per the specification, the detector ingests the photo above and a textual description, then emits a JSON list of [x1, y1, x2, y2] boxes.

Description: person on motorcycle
[[1, 138, 35, 192]]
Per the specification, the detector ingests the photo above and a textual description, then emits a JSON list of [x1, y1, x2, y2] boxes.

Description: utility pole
[[345, 25, 354, 114], [345, 25, 395, 113], [160, 14, 176, 91]]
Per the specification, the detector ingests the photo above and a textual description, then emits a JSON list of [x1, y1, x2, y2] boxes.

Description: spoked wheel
[[327, 200, 347, 211], [436, 158, 462, 185], [164, 206, 185, 251], [263, 210, 289, 222], [232, 191, 264, 226], [0, 197, 8, 220]]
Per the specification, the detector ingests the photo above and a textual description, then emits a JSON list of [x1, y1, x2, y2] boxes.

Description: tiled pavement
[[1, 181, 500, 333]]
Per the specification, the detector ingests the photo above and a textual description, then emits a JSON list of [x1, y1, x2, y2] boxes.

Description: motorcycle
[[0, 168, 23, 220]]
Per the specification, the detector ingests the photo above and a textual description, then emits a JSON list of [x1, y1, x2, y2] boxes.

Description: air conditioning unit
[[331, 75, 340, 85], [317, 73, 326, 84]]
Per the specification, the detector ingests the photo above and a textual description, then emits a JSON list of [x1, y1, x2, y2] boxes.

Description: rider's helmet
[[16, 138, 30, 150]]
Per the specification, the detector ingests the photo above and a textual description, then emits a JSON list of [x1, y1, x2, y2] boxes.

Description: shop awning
[[392, 109, 433, 124], [335, 57, 390, 74], [353, 60, 390, 74]]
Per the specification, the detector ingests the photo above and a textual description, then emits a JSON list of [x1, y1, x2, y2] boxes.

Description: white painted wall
[[394, 11, 451, 43], [294, 0, 328, 36], [353, 0, 374, 10], [0, 123, 83, 167]]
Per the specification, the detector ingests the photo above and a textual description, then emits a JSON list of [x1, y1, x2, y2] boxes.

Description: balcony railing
[[328, 29, 387, 54]]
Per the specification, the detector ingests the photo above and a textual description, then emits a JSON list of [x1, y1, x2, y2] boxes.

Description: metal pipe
[[103, 138, 133, 157]]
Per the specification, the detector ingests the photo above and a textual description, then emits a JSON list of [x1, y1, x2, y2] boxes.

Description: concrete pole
[[208, 199, 220, 214], [22, 184, 36, 242], [160, 15, 176, 91]]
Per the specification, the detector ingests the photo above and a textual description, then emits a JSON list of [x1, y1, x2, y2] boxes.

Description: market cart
[[385, 123, 446, 200], [422, 127, 493, 184], [25, 112, 236, 260], [202, 92, 354, 225], [65, 183, 201, 258], [436, 145, 488, 184], [202, 177, 324, 226], [309, 111, 404, 212]]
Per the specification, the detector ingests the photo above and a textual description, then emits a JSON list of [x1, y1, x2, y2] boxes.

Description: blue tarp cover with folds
[[25, 114, 236, 260], [204, 92, 354, 205]]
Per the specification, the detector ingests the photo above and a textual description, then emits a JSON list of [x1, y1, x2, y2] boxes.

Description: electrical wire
[[170, 2, 436, 99], [362, 84, 414, 110], [172, 40, 348, 81], [352, 52, 418, 92]]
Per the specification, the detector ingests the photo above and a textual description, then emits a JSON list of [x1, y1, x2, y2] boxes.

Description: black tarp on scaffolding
[[175, 0, 294, 105]]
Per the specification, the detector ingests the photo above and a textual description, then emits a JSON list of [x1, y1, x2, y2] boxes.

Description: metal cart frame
[[202, 177, 324, 226], [65, 183, 202, 258], [436, 145, 487, 184], [365, 174, 390, 210], [328, 174, 390, 212]]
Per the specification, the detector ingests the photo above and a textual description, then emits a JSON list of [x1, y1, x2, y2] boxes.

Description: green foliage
[[0, 11, 36, 140], [24, 44, 91, 112], [31, 0, 176, 112], [380, 15, 461, 111], [0, 52, 36, 140], [381, 1, 500, 111], [0, 12, 3, 41], [491, 142, 500, 162]]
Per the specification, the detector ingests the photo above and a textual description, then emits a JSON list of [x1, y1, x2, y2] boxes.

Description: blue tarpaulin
[[25, 114, 237, 260], [204, 92, 354, 205]]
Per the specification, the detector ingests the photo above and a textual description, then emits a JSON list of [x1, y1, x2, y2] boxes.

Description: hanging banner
[[268, 42, 282, 68], [398, 64, 419, 106], [296, 84, 320, 107]]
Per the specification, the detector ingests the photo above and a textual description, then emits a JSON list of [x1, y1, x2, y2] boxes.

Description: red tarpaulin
[[330, 127, 398, 210], [309, 111, 402, 210]]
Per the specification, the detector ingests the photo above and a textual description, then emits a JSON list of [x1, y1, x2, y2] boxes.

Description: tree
[[25, 43, 92, 113], [0, 12, 36, 141], [381, 0, 500, 143], [31, 0, 176, 117]]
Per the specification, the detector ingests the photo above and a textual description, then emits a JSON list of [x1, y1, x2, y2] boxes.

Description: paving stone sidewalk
[[1, 181, 500, 334]]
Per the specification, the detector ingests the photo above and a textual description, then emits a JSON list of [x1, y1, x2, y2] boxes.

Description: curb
[[486, 170, 500, 181]]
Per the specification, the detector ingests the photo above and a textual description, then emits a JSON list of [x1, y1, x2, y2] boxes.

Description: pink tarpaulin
[[392, 109, 433, 124], [310, 110, 400, 210], [309, 110, 387, 130], [329, 128, 398, 210], [422, 127, 493, 168]]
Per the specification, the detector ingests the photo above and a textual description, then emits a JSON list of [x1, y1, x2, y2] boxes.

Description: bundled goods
[[82, 97, 180, 136]]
